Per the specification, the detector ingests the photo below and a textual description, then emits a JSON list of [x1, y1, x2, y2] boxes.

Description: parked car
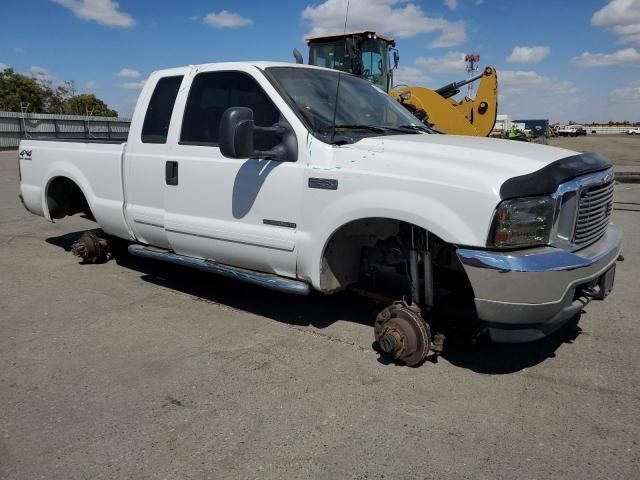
[[17, 62, 622, 365], [627, 127, 640, 135]]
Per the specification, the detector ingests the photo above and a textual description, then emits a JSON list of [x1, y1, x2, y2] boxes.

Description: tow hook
[[71, 232, 112, 264]]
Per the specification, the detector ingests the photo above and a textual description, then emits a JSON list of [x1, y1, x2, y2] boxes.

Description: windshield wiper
[[327, 124, 389, 133], [320, 124, 429, 144], [395, 124, 433, 133]]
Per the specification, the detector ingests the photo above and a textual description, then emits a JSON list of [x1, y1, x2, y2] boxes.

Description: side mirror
[[219, 107, 255, 158], [219, 107, 297, 162], [393, 50, 400, 69]]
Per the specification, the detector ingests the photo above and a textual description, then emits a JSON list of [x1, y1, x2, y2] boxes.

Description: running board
[[128, 244, 310, 296]]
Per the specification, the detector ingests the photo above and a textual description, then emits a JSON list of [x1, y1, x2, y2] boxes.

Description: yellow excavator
[[295, 31, 498, 137]]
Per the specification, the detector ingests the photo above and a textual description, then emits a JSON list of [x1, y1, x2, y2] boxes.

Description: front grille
[[573, 178, 614, 246]]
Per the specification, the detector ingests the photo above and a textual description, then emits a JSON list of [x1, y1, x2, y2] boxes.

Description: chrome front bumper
[[457, 224, 623, 342]]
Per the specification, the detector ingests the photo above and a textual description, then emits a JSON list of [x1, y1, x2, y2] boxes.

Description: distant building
[[494, 114, 511, 133], [514, 119, 549, 137]]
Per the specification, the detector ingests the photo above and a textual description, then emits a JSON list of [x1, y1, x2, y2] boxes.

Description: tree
[[61, 94, 118, 117], [0, 68, 118, 117], [0, 68, 48, 112]]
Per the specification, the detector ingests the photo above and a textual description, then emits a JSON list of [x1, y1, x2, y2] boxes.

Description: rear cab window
[[141, 75, 183, 144]]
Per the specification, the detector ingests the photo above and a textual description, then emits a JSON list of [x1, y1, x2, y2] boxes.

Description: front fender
[[297, 188, 480, 289]]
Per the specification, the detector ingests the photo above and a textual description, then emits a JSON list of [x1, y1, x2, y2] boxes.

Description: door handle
[[165, 161, 178, 186]]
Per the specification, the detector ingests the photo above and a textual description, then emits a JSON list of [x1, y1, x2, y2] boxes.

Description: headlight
[[489, 196, 553, 248]]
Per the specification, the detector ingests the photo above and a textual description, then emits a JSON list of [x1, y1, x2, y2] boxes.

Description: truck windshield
[[266, 66, 429, 144]]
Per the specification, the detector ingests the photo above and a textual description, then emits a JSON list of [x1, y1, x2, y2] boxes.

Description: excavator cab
[[305, 31, 397, 92]]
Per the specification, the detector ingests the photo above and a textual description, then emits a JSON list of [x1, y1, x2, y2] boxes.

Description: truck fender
[[298, 189, 478, 289], [41, 162, 96, 222]]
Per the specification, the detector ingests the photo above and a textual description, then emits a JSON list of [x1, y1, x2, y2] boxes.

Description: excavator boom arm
[[390, 66, 498, 137]]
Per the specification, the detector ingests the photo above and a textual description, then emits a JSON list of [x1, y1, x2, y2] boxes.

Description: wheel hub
[[374, 303, 431, 366], [71, 232, 111, 264]]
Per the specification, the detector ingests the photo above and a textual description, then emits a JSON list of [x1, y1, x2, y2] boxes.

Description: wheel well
[[320, 217, 471, 302], [46, 177, 92, 220], [320, 218, 400, 293]]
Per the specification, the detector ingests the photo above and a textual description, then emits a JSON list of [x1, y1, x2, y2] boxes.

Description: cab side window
[[180, 71, 281, 150], [141, 75, 183, 144]]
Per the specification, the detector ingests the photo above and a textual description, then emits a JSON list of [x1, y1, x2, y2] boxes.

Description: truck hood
[[326, 133, 610, 247], [342, 134, 577, 197]]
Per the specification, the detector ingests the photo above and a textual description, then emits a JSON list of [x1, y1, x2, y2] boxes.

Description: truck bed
[[18, 138, 131, 240]]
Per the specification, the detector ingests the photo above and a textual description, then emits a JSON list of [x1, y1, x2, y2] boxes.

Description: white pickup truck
[[18, 62, 622, 365], [557, 126, 586, 137]]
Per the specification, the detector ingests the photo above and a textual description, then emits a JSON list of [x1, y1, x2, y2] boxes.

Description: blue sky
[[1, 0, 639, 122]]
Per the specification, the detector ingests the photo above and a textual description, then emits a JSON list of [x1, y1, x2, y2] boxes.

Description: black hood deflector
[[500, 151, 611, 199]]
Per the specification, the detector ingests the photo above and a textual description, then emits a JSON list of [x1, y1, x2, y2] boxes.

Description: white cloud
[[203, 10, 253, 28], [592, 0, 640, 45], [117, 68, 142, 78], [30, 66, 55, 84], [506, 45, 550, 64], [392, 66, 431, 86], [500, 70, 577, 95], [572, 47, 640, 67], [0, 62, 8, 70], [608, 84, 640, 102], [415, 51, 466, 74], [51, 0, 135, 28], [123, 79, 146, 89], [302, 0, 466, 48], [498, 70, 582, 122], [444, 0, 457, 10]]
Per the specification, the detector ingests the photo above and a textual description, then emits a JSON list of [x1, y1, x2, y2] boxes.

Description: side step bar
[[128, 244, 310, 296]]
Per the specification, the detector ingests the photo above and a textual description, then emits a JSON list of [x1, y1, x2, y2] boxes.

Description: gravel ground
[[548, 134, 640, 166], [0, 149, 639, 479]]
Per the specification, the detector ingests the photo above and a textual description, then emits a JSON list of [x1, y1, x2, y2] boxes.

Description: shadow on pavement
[[441, 316, 583, 374], [46, 228, 583, 374], [47, 228, 374, 330]]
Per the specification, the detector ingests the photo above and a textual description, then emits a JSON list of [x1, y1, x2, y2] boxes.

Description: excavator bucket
[[391, 67, 498, 137]]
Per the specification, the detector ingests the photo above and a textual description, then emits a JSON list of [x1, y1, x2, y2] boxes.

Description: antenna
[[464, 54, 480, 94], [330, 0, 349, 143]]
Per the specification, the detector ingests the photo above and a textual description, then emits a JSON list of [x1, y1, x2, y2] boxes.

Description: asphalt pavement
[[1, 149, 638, 479]]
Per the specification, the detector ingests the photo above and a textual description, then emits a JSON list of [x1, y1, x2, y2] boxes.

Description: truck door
[[162, 69, 304, 278], [123, 72, 185, 249]]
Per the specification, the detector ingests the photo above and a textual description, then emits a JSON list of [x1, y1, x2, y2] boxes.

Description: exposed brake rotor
[[374, 302, 431, 366], [70, 232, 111, 264]]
